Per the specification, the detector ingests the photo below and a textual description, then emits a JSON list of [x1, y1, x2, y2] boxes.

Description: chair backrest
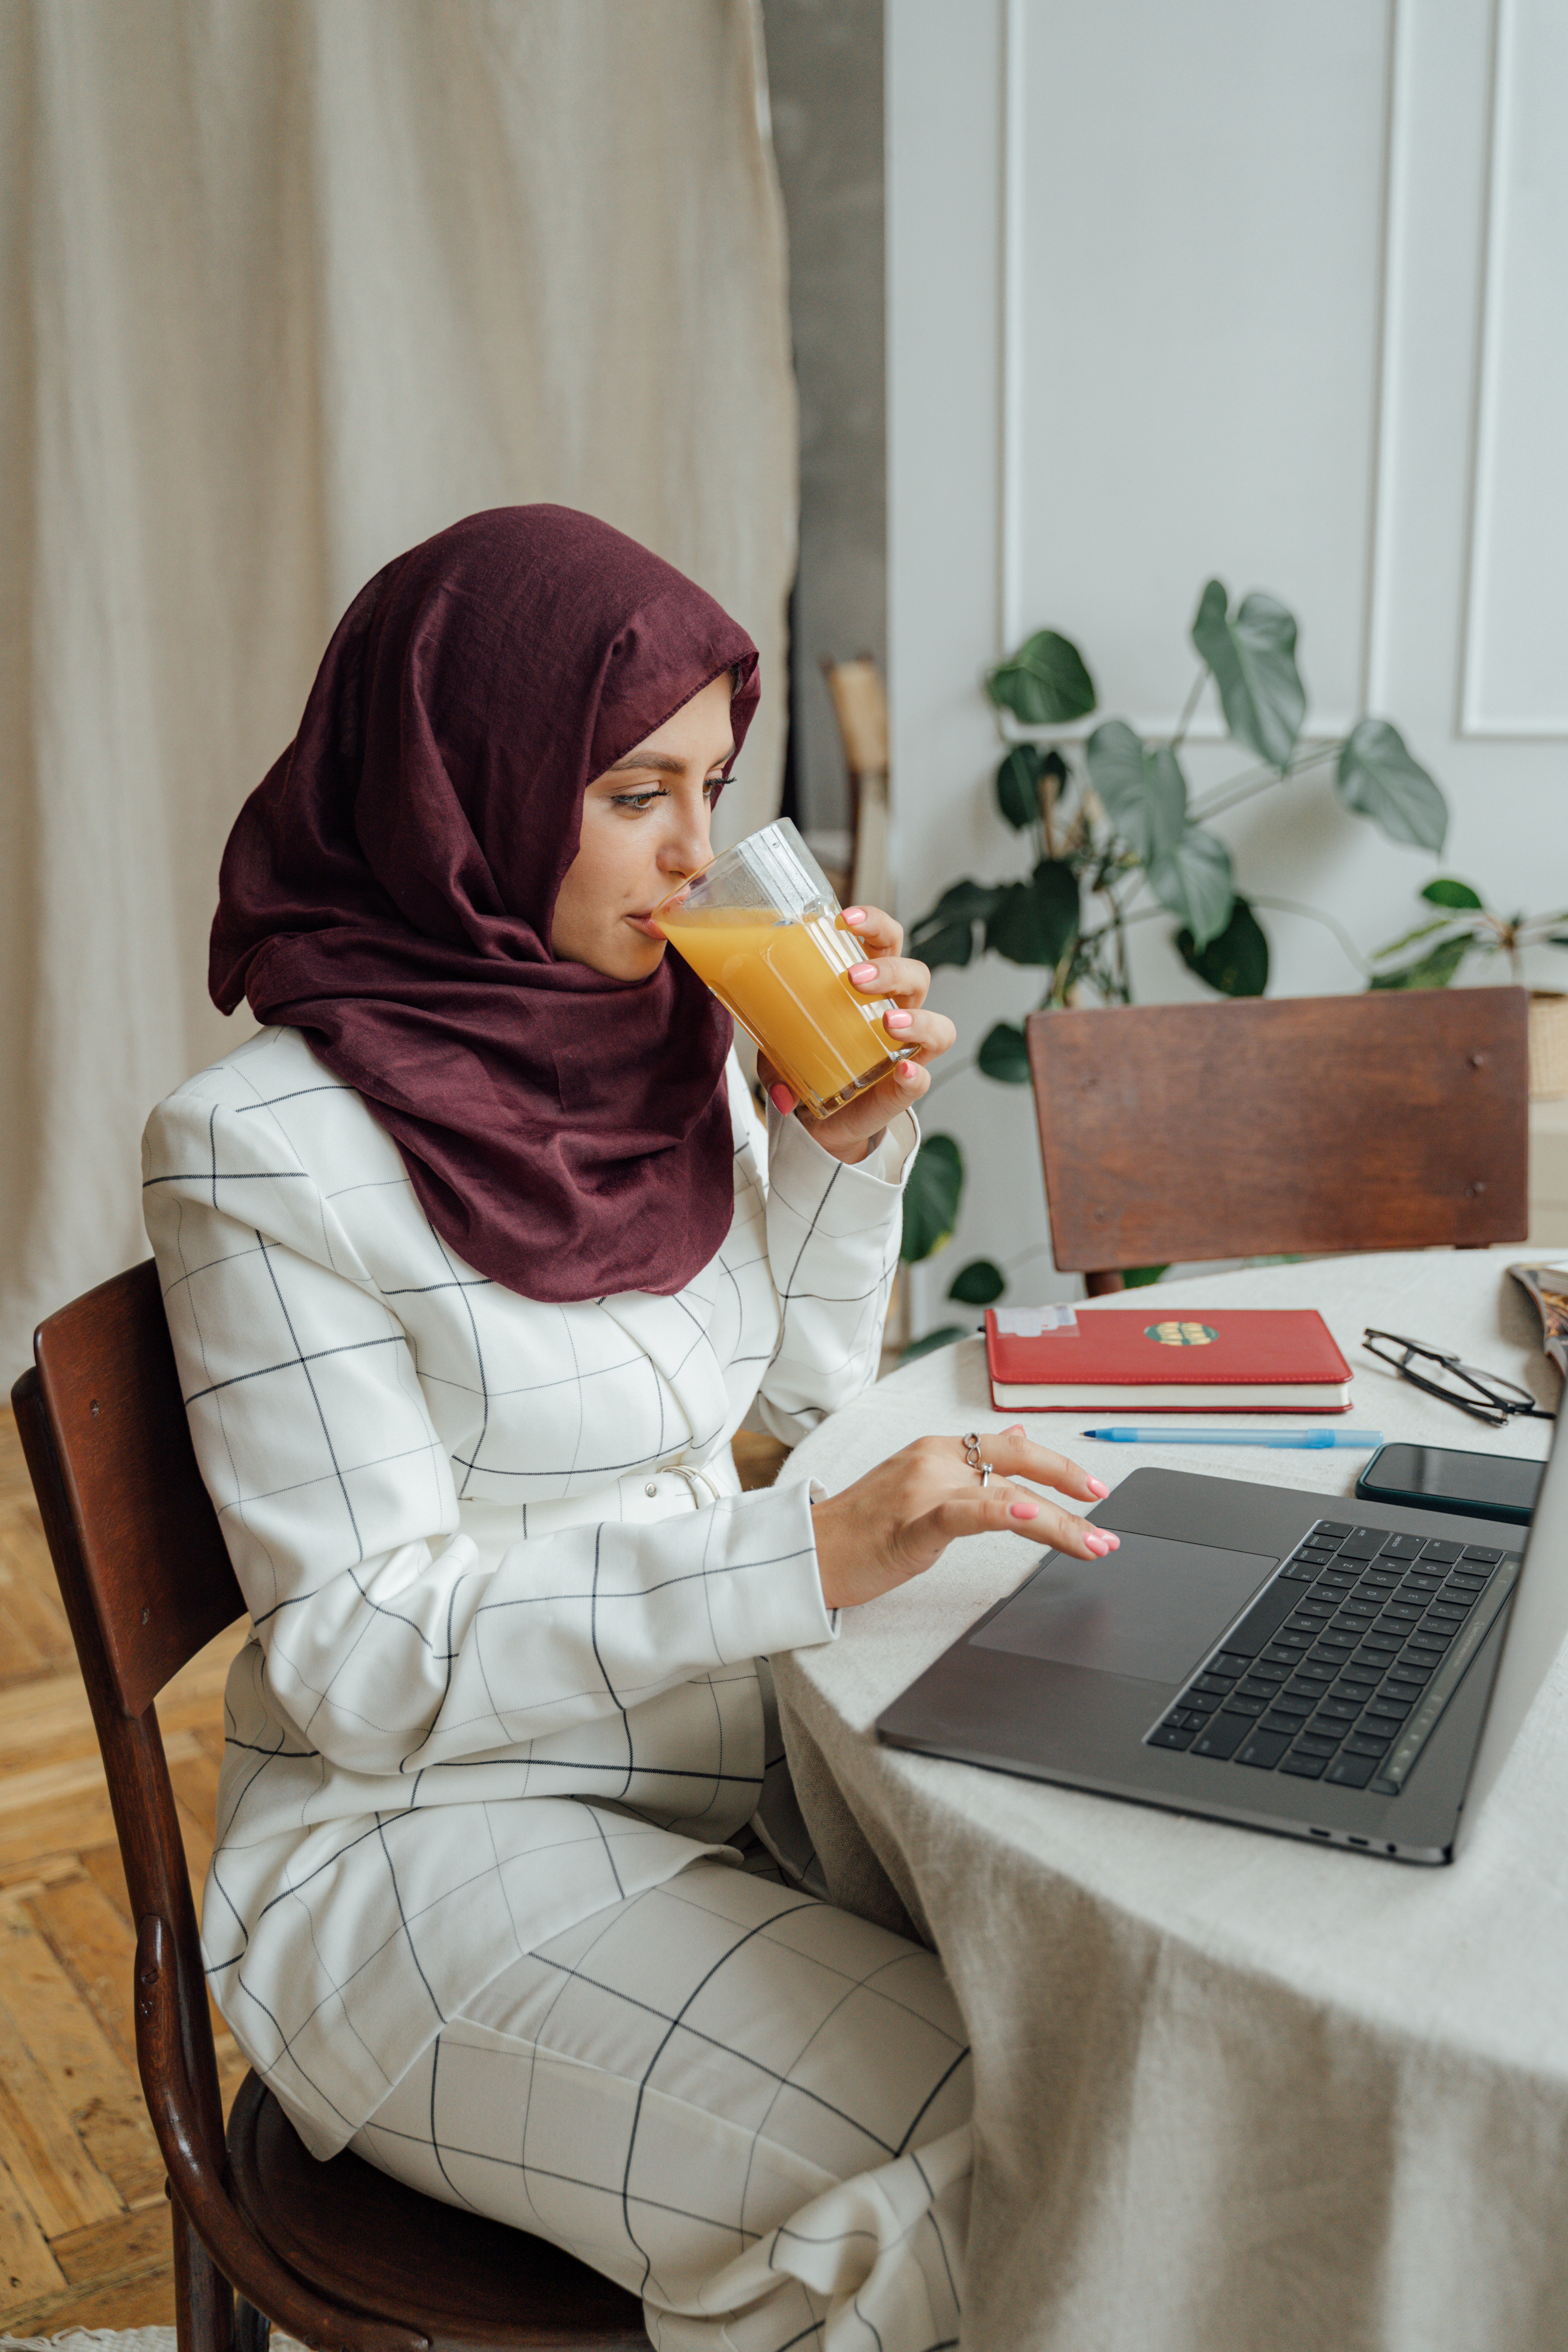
[[11, 1258, 244, 2178], [1025, 987, 1530, 1279], [16, 1257, 244, 1717]]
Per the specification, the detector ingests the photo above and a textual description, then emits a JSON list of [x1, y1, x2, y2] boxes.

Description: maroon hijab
[[210, 506, 759, 1302]]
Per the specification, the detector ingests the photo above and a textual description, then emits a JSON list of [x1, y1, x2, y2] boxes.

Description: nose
[[659, 789, 714, 878]]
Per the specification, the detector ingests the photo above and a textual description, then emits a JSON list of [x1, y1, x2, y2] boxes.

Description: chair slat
[[1027, 988, 1529, 1277], [28, 1259, 244, 1717]]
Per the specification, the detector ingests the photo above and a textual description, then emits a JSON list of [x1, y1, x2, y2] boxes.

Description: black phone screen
[[1361, 1442, 1543, 1515]]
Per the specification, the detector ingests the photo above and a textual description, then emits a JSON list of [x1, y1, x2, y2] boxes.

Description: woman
[[143, 507, 1114, 2352]]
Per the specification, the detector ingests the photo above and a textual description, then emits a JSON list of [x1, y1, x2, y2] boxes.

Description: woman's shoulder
[[143, 1026, 397, 1187]]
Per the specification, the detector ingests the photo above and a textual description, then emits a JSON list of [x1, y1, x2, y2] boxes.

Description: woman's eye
[[611, 789, 665, 812]]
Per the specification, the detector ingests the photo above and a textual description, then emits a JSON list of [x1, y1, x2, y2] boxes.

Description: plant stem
[[1169, 666, 1208, 754], [1189, 742, 1341, 823], [1248, 893, 1377, 979]]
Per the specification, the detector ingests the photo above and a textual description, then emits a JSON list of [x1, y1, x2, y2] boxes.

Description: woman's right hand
[[809, 1427, 1120, 1612]]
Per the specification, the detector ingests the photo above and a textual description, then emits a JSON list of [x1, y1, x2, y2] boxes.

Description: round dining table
[[769, 1246, 1566, 2352]]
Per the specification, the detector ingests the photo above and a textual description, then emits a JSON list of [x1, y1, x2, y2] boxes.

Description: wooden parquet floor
[[0, 1401, 251, 2336], [0, 1403, 790, 2337]]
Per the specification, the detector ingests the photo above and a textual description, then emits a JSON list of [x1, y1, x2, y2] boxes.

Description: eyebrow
[[604, 744, 737, 776]]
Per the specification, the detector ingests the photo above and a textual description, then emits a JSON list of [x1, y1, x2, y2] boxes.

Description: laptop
[[876, 1408, 1566, 1864]]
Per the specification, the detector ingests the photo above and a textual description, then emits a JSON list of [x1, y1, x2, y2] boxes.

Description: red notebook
[[984, 1304, 1353, 1412]]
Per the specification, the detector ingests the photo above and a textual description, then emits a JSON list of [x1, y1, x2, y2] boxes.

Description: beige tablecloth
[[772, 1250, 1568, 2352]]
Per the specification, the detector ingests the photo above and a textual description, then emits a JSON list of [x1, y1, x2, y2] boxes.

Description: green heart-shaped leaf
[[1419, 876, 1480, 910], [1367, 934, 1472, 990], [977, 1021, 1031, 1083], [900, 1132, 965, 1263], [986, 630, 1097, 726], [1085, 723, 1187, 864], [1176, 893, 1270, 996], [1146, 826, 1235, 950], [995, 746, 1042, 830], [984, 860, 1080, 968], [947, 1257, 1007, 1306], [1190, 580, 1305, 771], [900, 1325, 970, 1364], [909, 878, 1002, 969], [1336, 720, 1448, 851]]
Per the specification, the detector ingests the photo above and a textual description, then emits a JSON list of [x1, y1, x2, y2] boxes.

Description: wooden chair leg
[[1084, 1269, 1125, 1296], [234, 2296, 271, 2352], [173, 2189, 236, 2352]]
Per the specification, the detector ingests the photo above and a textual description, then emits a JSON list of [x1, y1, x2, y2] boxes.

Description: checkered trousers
[[352, 1859, 970, 2352], [141, 1025, 914, 2156]]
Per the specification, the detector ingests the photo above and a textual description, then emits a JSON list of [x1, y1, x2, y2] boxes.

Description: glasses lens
[[1365, 1330, 1451, 1364], [1450, 1359, 1539, 1410], [1362, 1331, 1511, 1423]]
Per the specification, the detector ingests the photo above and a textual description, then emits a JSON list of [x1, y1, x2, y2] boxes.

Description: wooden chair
[[821, 655, 889, 915], [11, 1260, 647, 2352], [1025, 987, 1530, 1294]]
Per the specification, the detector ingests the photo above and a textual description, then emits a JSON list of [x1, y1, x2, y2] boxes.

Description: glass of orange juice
[[653, 819, 902, 1118]]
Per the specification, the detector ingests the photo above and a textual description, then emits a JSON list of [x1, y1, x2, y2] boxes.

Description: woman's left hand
[[757, 904, 957, 1165]]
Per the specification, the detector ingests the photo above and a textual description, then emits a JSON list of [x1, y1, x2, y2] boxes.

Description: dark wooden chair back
[[1025, 987, 1530, 1290], [12, 1261, 645, 2352]]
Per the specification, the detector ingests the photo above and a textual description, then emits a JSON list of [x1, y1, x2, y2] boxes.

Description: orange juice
[[657, 904, 900, 1116]]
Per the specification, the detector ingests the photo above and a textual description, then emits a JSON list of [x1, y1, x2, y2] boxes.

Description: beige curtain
[[0, 0, 797, 1376]]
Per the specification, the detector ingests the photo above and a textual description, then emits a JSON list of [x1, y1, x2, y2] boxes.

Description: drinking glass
[[653, 818, 902, 1118]]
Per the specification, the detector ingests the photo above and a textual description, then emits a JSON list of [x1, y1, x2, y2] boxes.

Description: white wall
[[887, 0, 1568, 1330]]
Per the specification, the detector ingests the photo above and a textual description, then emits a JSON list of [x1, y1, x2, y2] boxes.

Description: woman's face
[[550, 670, 737, 980]]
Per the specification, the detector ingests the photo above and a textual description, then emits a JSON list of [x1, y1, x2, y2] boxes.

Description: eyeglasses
[[1361, 1329, 1554, 1428]]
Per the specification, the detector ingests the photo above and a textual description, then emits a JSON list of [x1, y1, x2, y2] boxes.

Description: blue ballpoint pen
[[1079, 1427, 1384, 1449]]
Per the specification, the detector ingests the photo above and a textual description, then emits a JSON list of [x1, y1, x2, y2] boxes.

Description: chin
[[616, 934, 668, 981]]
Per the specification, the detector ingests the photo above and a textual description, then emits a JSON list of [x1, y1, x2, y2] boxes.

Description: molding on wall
[[1360, 0, 1404, 719], [1458, 0, 1568, 740], [998, 0, 1027, 658]]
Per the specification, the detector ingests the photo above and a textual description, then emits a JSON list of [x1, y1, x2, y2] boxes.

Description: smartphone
[[1354, 1440, 1543, 1526]]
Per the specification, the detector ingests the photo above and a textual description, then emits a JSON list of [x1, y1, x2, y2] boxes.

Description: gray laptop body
[[876, 1412, 1566, 1864]]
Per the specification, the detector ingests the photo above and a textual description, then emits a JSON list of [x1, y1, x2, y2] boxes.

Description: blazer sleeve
[[142, 1080, 835, 1778], [750, 1101, 918, 1445]]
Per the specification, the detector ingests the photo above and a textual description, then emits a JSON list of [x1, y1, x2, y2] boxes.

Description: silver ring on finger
[[961, 1433, 994, 1486]]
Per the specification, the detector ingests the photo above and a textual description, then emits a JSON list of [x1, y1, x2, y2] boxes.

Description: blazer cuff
[[768, 1102, 920, 1195], [705, 1479, 839, 1657]]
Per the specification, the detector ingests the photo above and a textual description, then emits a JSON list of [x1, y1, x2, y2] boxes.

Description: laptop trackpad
[[969, 1529, 1279, 1686]]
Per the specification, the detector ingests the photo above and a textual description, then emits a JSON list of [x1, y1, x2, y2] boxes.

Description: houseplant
[[899, 579, 1451, 1341], [1371, 878, 1568, 1098]]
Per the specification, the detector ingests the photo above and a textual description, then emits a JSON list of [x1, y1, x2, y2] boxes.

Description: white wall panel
[[888, 0, 1568, 1325], [1010, 0, 1392, 733]]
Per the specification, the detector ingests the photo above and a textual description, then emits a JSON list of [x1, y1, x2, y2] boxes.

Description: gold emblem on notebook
[[1146, 1321, 1217, 1346]]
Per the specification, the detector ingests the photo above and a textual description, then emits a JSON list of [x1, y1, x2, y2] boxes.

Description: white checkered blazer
[[142, 1024, 913, 2156]]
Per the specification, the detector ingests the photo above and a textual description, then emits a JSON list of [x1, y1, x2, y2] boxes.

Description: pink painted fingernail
[[886, 1009, 914, 1031], [849, 962, 878, 985], [897, 1061, 918, 1081], [769, 1082, 795, 1114], [1009, 1499, 1039, 1520], [1102, 1532, 1120, 1550], [843, 907, 867, 925], [1086, 1475, 1110, 1499], [1085, 1530, 1112, 1555]]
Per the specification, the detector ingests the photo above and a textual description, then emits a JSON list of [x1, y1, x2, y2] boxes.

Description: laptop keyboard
[[1145, 1520, 1522, 1796]]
